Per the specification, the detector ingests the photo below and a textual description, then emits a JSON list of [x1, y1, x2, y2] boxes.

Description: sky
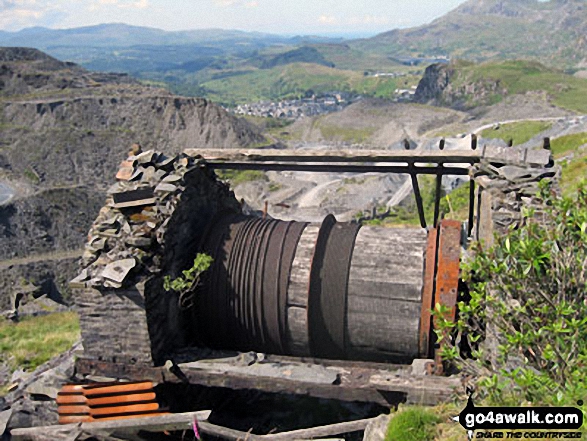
[[0, 0, 469, 36]]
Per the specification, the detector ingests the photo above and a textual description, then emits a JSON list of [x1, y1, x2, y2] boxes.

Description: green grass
[[551, 132, 587, 157], [385, 407, 441, 441], [215, 169, 268, 186], [480, 121, 553, 146], [363, 177, 471, 228], [449, 60, 587, 113], [0, 312, 80, 374], [199, 62, 420, 106], [550, 132, 587, 195]]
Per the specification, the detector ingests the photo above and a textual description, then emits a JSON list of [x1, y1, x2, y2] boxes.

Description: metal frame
[[198, 137, 480, 233]]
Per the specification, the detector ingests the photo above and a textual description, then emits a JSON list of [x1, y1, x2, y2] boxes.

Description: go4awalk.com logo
[[456, 395, 584, 440]]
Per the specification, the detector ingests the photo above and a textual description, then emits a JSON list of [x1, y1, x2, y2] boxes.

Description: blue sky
[[0, 0, 468, 36]]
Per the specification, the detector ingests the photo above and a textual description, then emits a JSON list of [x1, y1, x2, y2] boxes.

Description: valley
[[1, 0, 587, 437]]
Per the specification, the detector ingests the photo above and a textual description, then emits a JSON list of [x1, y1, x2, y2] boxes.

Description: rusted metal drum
[[195, 213, 461, 363]]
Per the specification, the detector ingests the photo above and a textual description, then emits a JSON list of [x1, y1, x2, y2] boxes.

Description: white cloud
[[0, 0, 62, 30], [318, 15, 337, 25], [214, 0, 258, 7], [89, 0, 148, 11]]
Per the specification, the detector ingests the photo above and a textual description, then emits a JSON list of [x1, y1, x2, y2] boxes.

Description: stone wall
[[72, 147, 241, 366], [473, 149, 558, 247]]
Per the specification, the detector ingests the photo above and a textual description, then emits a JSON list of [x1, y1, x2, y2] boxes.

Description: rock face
[[0, 47, 265, 309], [414, 63, 453, 104], [414, 62, 508, 109]]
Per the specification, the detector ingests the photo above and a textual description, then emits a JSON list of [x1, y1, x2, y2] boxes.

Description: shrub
[[436, 181, 587, 406], [163, 253, 213, 309], [385, 407, 440, 441]]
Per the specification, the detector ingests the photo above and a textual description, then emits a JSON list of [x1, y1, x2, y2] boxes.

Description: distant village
[[230, 92, 358, 119], [230, 84, 418, 120]]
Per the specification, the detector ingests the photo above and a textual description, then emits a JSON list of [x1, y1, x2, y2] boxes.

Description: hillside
[[197, 63, 419, 106], [353, 0, 587, 72], [0, 47, 264, 310], [414, 60, 587, 113]]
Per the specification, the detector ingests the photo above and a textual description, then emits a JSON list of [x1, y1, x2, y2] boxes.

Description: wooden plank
[[75, 358, 458, 406], [286, 306, 310, 357], [186, 145, 549, 166], [185, 148, 483, 164], [261, 416, 378, 441], [14, 413, 379, 441], [75, 359, 399, 407], [347, 227, 427, 360], [11, 411, 212, 440], [369, 374, 461, 406], [287, 224, 319, 308]]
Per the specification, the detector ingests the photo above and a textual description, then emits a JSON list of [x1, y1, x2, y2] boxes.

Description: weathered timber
[[185, 147, 551, 167], [284, 223, 316, 356], [287, 306, 310, 357], [76, 358, 460, 406], [11, 411, 212, 441], [346, 227, 427, 362]]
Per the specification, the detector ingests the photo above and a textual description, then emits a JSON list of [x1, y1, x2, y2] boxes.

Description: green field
[[198, 63, 419, 106], [551, 132, 587, 194], [0, 312, 79, 375], [449, 60, 587, 113], [480, 120, 553, 145]]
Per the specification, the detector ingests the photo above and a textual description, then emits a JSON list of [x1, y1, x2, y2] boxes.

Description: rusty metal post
[[433, 165, 443, 227], [433, 220, 461, 375], [419, 228, 438, 357]]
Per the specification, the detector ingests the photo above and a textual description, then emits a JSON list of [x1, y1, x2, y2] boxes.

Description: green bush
[[385, 407, 440, 441], [163, 254, 213, 309], [437, 181, 587, 407]]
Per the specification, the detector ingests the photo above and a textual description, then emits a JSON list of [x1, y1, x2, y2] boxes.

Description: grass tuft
[[0, 312, 79, 374], [385, 407, 441, 441]]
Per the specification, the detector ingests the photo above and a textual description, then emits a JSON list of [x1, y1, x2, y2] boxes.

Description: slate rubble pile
[[71, 144, 238, 290], [474, 157, 559, 240]]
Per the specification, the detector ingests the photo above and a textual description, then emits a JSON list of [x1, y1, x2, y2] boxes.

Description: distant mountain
[[0, 23, 341, 53], [0, 47, 265, 308], [257, 47, 335, 69], [352, 0, 587, 71]]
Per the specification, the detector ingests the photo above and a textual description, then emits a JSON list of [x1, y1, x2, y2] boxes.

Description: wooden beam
[[12, 412, 379, 441], [11, 411, 212, 440], [186, 148, 483, 164], [75, 358, 460, 407]]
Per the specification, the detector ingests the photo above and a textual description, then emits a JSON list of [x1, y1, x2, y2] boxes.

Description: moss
[[385, 407, 441, 441]]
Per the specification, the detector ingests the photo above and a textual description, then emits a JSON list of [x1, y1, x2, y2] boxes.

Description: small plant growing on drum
[[163, 253, 213, 309]]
